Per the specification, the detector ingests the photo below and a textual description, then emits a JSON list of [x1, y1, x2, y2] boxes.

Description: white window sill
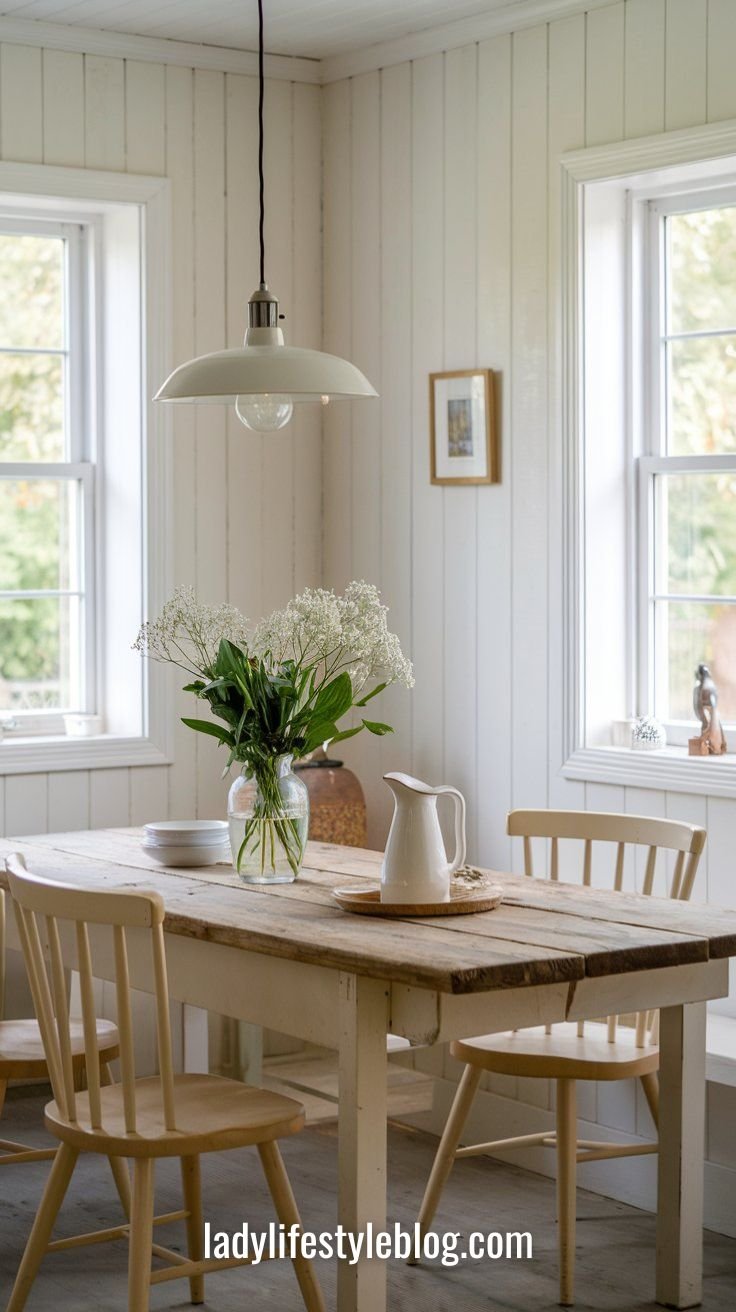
[[0, 733, 170, 775], [563, 744, 736, 798]]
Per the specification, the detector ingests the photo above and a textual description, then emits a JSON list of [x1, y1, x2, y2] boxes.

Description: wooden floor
[[1, 1087, 735, 1311]]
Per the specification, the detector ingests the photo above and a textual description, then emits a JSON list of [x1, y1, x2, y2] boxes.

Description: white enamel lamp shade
[[155, 334, 377, 405]]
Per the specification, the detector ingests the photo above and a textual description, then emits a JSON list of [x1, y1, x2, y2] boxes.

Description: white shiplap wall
[[0, 44, 322, 840], [322, 0, 736, 1229]]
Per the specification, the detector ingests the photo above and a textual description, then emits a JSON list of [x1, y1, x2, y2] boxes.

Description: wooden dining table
[[2, 827, 736, 1312]]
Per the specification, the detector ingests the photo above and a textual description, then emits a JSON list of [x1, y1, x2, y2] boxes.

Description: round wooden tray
[[331, 883, 503, 917]]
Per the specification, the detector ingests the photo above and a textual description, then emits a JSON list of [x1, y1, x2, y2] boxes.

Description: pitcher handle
[[437, 786, 466, 874]]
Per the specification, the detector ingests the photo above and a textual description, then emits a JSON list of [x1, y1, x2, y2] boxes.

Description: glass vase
[[227, 754, 309, 884]]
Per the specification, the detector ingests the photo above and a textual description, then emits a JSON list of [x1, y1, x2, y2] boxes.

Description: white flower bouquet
[[134, 582, 413, 879]]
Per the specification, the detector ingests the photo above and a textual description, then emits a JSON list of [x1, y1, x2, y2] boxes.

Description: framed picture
[[429, 368, 498, 485]]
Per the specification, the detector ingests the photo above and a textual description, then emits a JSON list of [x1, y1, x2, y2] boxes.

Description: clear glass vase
[[227, 754, 309, 884]]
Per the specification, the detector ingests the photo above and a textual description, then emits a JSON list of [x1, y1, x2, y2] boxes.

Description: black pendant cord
[[258, 0, 266, 287]]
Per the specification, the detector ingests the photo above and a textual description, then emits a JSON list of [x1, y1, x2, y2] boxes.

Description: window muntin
[[0, 217, 94, 727]]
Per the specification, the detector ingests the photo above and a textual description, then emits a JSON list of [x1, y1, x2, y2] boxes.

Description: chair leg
[[556, 1078, 577, 1307], [0, 1078, 7, 1120], [258, 1140, 326, 1312], [99, 1063, 132, 1219], [109, 1156, 132, 1219], [413, 1063, 482, 1260], [128, 1158, 154, 1312], [640, 1072, 659, 1131], [6, 1142, 78, 1312], [181, 1154, 205, 1305]]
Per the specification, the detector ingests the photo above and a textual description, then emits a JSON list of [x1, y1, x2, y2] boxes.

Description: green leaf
[[355, 680, 387, 707], [182, 681, 206, 694], [329, 724, 364, 745], [181, 717, 235, 747], [302, 720, 339, 755], [312, 671, 353, 725], [362, 718, 393, 736]]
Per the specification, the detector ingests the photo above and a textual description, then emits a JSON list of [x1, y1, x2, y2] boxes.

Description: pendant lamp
[[155, 0, 377, 432]]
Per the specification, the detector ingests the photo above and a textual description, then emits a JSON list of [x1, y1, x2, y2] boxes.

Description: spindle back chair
[[510, 808, 706, 1047], [415, 809, 707, 1306], [0, 882, 120, 1169], [5, 853, 324, 1312]]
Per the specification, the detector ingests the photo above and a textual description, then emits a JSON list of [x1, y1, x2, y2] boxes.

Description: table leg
[[337, 972, 389, 1312], [182, 1004, 209, 1074], [656, 1002, 706, 1309]]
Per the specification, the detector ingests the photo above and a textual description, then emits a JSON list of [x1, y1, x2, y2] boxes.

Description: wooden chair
[[0, 885, 121, 1170], [414, 810, 706, 1306], [4, 853, 325, 1312]]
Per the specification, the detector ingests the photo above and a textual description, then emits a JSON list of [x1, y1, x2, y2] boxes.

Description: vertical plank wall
[[0, 45, 322, 836], [0, 42, 321, 1070], [322, 0, 736, 1230]]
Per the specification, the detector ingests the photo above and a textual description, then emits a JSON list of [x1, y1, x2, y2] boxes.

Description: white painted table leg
[[182, 1004, 209, 1073], [337, 972, 389, 1312], [237, 1021, 263, 1084], [656, 1002, 706, 1309]]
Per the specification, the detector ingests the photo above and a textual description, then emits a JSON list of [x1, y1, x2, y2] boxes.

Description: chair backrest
[[506, 809, 707, 1045], [5, 853, 176, 1135]]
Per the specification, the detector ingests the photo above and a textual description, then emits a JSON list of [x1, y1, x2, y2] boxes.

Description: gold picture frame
[[429, 368, 498, 486]]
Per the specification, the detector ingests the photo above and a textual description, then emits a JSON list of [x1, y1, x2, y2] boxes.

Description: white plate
[[141, 840, 229, 867], [144, 820, 228, 845]]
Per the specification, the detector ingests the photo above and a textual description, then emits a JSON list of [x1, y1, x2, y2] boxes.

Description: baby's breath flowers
[[133, 585, 250, 678], [251, 581, 414, 694], [134, 582, 413, 878]]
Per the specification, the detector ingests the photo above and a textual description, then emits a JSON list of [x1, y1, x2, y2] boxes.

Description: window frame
[[560, 121, 736, 798], [0, 211, 98, 733], [637, 186, 736, 746], [0, 161, 172, 775]]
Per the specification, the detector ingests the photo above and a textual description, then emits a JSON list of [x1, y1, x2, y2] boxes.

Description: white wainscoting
[[321, 0, 736, 1227]]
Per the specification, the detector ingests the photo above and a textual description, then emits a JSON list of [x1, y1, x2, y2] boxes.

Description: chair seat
[[0, 1018, 119, 1080], [451, 1022, 659, 1081], [46, 1073, 306, 1158]]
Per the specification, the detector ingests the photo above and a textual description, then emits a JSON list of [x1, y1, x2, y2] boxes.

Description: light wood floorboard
[[0, 1088, 735, 1311]]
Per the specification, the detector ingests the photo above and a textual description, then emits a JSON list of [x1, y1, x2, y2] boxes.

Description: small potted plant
[[135, 582, 413, 883]]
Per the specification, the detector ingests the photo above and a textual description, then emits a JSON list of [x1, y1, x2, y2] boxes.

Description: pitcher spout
[[382, 771, 441, 797]]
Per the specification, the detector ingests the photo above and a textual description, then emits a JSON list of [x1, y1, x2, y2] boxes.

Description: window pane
[[668, 334, 736, 455], [661, 471, 736, 596], [659, 600, 736, 721], [0, 594, 80, 712], [667, 207, 736, 335], [0, 352, 64, 461], [0, 479, 79, 593], [0, 233, 64, 350]]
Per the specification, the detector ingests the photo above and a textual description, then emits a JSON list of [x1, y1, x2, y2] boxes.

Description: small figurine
[[689, 663, 728, 756]]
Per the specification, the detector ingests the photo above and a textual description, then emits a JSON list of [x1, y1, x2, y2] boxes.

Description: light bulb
[[235, 394, 294, 432]]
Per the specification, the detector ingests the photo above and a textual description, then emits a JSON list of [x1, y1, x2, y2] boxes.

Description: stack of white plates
[[142, 820, 230, 867]]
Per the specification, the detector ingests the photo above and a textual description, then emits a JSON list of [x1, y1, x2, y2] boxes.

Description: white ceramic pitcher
[[381, 772, 467, 904]]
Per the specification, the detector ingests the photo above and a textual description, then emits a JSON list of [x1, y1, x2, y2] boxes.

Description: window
[[0, 164, 171, 772], [639, 196, 736, 741], [0, 216, 95, 733], [561, 125, 736, 796]]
